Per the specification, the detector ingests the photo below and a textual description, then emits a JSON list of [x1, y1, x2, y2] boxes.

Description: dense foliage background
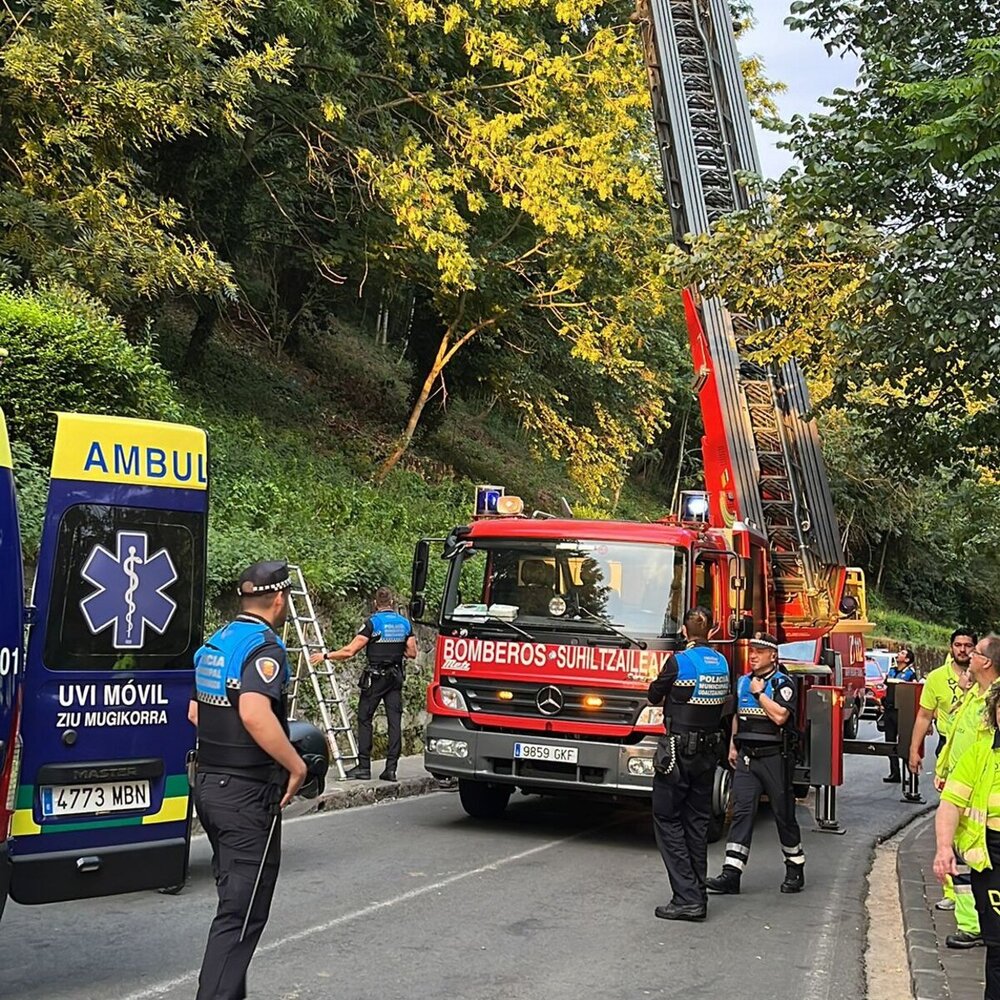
[[2, 0, 996, 726]]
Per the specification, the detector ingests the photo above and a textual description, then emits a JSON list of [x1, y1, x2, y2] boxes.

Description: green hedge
[[0, 284, 177, 450]]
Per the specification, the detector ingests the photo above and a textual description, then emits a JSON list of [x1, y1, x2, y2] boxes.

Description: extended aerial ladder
[[636, 0, 847, 640], [634, 1, 927, 819]]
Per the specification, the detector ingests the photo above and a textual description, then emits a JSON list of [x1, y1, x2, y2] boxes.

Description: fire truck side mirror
[[410, 539, 430, 619]]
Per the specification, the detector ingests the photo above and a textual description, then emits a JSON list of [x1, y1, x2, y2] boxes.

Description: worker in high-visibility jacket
[[934, 637, 1000, 949], [911, 631, 977, 915], [935, 671, 1000, 1000]]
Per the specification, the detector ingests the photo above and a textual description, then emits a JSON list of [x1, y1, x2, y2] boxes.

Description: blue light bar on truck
[[474, 484, 504, 517]]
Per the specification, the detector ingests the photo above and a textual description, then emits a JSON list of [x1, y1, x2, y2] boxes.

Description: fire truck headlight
[[438, 687, 468, 712], [636, 706, 664, 727], [627, 756, 655, 777], [428, 739, 469, 758]]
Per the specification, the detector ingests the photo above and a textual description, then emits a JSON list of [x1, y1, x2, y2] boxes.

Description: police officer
[[648, 606, 731, 922], [312, 586, 416, 782], [190, 560, 307, 1000], [706, 632, 805, 896], [882, 647, 917, 783]]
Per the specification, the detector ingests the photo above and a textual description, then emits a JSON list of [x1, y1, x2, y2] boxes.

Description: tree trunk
[[373, 295, 496, 484], [183, 296, 219, 374], [875, 532, 890, 591], [373, 336, 449, 483]]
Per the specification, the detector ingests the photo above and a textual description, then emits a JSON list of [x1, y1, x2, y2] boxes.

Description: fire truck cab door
[[0, 409, 25, 914], [9, 413, 208, 905]]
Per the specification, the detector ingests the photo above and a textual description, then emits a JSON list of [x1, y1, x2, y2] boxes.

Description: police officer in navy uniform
[[706, 632, 806, 896], [647, 606, 731, 921], [312, 586, 416, 782], [882, 647, 917, 783], [190, 560, 307, 1000]]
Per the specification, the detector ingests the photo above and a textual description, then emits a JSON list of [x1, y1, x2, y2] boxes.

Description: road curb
[[302, 773, 443, 814], [896, 811, 948, 1000]]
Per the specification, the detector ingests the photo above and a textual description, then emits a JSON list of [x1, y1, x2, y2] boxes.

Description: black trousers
[[651, 749, 717, 906], [883, 708, 901, 777], [971, 831, 1000, 1000], [194, 772, 282, 1000], [357, 672, 402, 768], [724, 750, 805, 873]]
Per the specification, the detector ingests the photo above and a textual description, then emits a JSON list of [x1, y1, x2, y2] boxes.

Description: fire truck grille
[[453, 679, 644, 726]]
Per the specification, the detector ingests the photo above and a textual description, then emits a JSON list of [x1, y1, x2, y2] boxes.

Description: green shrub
[[0, 284, 177, 451], [10, 440, 47, 561], [869, 594, 953, 651]]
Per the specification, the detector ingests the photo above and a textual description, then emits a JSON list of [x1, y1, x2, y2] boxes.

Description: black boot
[[705, 866, 742, 895], [883, 773, 901, 783], [379, 767, 398, 782], [780, 862, 805, 894], [345, 764, 371, 780]]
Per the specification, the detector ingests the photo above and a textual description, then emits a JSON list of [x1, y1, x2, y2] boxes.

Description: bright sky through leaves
[[742, 4, 859, 178]]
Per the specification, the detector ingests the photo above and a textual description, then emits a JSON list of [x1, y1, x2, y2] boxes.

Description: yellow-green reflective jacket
[[942, 733, 1000, 871]]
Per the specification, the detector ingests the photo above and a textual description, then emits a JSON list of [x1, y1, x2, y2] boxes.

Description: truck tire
[[843, 703, 860, 740], [458, 779, 512, 820], [707, 764, 732, 843]]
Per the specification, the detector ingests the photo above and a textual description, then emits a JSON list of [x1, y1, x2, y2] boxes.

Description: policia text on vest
[[705, 632, 806, 897], [191, 561, 308, 1000], [312, 586, 418, 782], [647, 607, 730, 922]]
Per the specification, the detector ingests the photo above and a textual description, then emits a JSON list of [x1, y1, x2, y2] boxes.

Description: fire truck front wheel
[[458, 779, 512, 820]]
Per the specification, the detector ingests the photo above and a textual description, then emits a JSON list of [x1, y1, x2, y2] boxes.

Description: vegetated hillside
[[153, 313, 675, 752], [157, 313, 671, 625]]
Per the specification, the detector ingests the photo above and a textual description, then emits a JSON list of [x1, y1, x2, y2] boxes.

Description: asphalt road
[[0, 721, 932, 1000]]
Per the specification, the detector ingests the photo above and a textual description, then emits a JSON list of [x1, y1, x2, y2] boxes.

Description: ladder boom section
[[685, 291, 765, 531], [641, 0, 847, 634]]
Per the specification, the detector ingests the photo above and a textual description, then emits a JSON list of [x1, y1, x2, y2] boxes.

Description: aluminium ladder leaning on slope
[[283, 565, 359, 780]]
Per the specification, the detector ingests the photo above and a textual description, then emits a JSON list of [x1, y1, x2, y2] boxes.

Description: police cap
[[749, 632, 779, 651], [237, 560, 292, 597]]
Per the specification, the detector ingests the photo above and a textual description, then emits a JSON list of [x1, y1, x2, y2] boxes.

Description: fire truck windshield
[[444, 540, 687, 637]]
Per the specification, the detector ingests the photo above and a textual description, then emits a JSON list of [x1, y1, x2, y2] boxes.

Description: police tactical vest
[[194, 618, 290, 778], [365, 610, 413, 666], [736, 670, 794, 744], [667, 644, 730, 733]]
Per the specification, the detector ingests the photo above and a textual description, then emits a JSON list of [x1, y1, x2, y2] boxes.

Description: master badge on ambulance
[[255, 657, 281, 683]]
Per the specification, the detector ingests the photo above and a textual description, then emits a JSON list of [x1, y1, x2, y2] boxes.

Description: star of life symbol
[[80, 531, 178, 649]]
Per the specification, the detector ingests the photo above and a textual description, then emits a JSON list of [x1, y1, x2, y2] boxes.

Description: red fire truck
[[410, 0, 875, 830], [411, 485, 867, 828]]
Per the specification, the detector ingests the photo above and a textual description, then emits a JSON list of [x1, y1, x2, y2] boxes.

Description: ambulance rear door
[[9, 413, 208, 904]]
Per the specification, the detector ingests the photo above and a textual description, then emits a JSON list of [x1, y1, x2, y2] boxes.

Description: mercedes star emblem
[[536, 685, 564, 716]]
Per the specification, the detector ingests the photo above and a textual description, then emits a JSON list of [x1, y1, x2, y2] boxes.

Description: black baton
[[239, 808, 279, 944]]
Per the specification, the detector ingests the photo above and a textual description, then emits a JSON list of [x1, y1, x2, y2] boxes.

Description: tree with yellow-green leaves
[[0, 0, 294, 303], [296, 0, 687, 496]]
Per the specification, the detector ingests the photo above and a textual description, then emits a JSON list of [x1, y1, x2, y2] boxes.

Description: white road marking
[[120, 829, 591, 1000]]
